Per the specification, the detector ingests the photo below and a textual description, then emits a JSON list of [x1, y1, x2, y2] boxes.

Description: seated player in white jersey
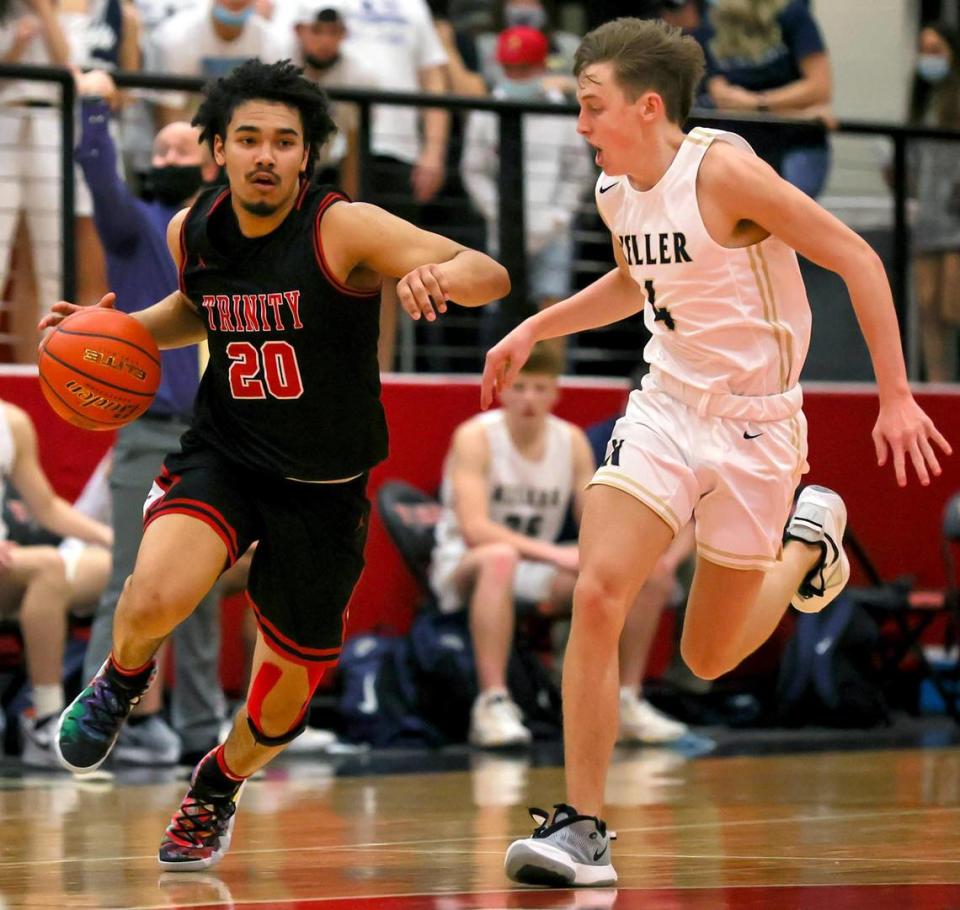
[[430, 343, 689, 749], [481, 18, 951, 889]]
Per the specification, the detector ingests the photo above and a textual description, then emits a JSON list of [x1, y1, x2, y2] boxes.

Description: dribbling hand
[[37, 292, 116, 333], [480, 325, 535, 410], [397, 265, 448, 323], [873, 393, 952, 487]]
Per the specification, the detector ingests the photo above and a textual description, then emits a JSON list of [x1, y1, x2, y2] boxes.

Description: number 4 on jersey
[[644, 279, 675, 331]]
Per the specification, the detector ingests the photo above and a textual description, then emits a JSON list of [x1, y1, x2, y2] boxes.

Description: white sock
[[33, 684, 64, 720]]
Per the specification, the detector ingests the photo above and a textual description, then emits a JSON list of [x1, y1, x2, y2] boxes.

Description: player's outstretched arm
[[321, 201, 510, 319], [481, 240, 646, 409], [705, 143, 951, 487]]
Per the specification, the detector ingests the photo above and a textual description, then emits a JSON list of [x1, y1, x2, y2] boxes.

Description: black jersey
[[178, 182, 386, 480]]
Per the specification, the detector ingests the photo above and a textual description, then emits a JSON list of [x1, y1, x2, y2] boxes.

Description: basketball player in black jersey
[[39, 59, 509, 870]]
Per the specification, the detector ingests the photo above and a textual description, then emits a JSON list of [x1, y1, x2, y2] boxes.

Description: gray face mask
[[504, 4, 547, 30], [917, 54, 950, 83], [497, 77, 546, 100]]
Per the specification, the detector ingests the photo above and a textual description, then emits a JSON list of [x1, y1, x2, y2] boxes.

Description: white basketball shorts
[[590, 386, 809, 571]]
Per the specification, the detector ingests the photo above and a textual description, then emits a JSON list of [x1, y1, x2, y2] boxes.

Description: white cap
[[293, 0, 346, 26]]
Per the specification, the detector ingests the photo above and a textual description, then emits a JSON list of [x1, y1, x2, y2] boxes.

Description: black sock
[[104, 655, 155, 693], [192, 747, 245, 801]]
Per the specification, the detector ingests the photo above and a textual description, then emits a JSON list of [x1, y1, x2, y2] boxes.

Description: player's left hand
[[873, 394, 952, 487], [397, 264, 448, 322], [480, 323, 535, 410]]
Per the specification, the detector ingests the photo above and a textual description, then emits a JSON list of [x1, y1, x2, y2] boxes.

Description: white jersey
[[432, 410, 574, 565], [596, 126, 811, 398]]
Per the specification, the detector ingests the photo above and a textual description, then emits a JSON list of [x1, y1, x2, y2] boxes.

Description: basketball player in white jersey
[[431, 344, 688, 748], [480, 18, 952, 887]]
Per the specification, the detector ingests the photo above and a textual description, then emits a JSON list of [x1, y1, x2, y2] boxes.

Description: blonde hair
[[709, 0, 790, 65], [520, 343, 564, 378], [573, 17, 705, 124]]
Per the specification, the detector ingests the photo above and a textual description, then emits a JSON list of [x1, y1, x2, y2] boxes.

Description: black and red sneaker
[[158, 749, 245, 871]]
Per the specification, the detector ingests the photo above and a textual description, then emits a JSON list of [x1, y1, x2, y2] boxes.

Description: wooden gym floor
[[1, 742, 960, 909]]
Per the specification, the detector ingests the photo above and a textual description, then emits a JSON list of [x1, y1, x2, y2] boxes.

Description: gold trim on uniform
[[697, 540, 777, 565], [697, 548, 777, 571], [589, 470, 681, 533]]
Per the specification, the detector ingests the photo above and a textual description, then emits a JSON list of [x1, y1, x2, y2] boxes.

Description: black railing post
[[497, 105, 528, 330], [60, 72, 76, 303], [891, 132, 910, 356], [357, 100, 372, 201]]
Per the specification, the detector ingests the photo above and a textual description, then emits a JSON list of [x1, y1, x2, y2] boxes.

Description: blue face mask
[[917, 54, 950, 83], [212, 3, 254, 27], [504, 5, 547, 31]]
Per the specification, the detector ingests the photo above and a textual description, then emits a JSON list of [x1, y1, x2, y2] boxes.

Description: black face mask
[[146, 165, 204, 206], [304, 52, 340, 72]]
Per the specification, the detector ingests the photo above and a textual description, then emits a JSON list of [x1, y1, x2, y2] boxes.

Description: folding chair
[[846, 491, 960, 722], [376, 480, 444, 599]]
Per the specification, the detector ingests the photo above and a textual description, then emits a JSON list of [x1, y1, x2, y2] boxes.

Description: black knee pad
[[246, 713, 308, 747]]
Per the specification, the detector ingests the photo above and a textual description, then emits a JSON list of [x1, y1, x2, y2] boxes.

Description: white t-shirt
[[0, 0, 108, 104], [152, 4, 287, 108], [596, 126, 812, 398], [300, 46, 383, 167], [341, 0, 447, 164]]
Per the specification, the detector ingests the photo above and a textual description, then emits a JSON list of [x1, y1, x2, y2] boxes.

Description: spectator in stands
[[0, 402, 112, 768], [429, 344, 688, 747], [693, 0, 834, 198], [72, 68, 226, 768], [342, 0, 451, 370], [909, 22, 960, 382], [476, 0, 581, 95], [151, 0, 287, 123], [586, 0, 702, 32], [461, 26, 595, 366], [0, 0, 127, 362], [291, 0, 380, 199]]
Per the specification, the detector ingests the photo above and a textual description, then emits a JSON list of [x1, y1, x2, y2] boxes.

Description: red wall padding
[[4, 369, 958, 651]]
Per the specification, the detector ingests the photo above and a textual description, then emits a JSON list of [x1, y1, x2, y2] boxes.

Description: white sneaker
[[20, 711, 64, 770], [469, 691, 532, 748], [618, 690, 688, 744], [786, 485, 850, 614]]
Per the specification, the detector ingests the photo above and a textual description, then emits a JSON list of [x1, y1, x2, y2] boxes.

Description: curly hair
[[192, 59, 336, 177]]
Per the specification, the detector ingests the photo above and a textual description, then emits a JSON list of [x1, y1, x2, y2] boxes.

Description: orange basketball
[[38, 307, 161, 431]]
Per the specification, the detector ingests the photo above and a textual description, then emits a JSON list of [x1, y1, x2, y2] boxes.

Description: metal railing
[[2, 63, 959, 377]]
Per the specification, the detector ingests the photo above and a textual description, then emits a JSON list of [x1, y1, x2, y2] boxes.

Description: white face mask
[[917, 53, 950, 83]]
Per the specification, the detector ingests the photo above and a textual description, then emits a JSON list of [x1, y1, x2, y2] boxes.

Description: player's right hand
[[37, 292, 116, 332], [481, 324, 535, 410]]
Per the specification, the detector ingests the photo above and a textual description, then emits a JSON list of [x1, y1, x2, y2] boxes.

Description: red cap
[[496, 26, 549, 67]]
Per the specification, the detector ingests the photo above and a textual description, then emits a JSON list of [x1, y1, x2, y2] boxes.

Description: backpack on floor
[[775, 594, 888, 728], [409, 608, 563, 743], [337, 631, 444, 748]]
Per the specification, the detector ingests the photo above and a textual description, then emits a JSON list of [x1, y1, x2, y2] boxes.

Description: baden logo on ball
[[38, 308, 162, 431]]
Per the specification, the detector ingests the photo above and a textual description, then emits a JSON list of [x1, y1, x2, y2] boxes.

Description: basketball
[[38, 308, 161, 431]]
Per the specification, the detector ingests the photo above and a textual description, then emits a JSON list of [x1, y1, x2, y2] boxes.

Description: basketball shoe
[[618, 689, 688, 744], [19, 710, 62, 770], [469, 691, 532, 748], [54, 657, 157, 774], [785, 485, 850, 614], [504, 804, 617, 887], [158, 748, 245, 871]]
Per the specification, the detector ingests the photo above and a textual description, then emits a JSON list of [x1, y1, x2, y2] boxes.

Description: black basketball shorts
[[143, 443, 370, 665]]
